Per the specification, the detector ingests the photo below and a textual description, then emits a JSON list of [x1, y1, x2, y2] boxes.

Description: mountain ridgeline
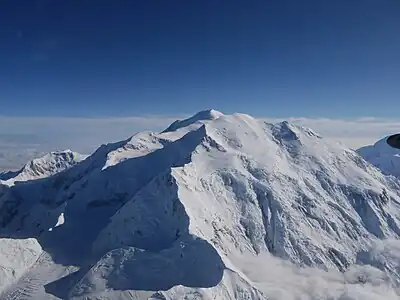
[[0, 110, 400, 299]]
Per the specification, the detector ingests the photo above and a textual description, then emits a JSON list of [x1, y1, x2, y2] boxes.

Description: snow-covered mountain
[[0, 150, 87, 186], [358, 137, 400, 178], [0, 110, 400, 299], [162, 109, 224, 132]]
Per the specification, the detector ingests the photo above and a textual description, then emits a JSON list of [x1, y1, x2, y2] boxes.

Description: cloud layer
[[236, 239, 400, 300], [263, 116, 400, 149], [1, 114, 399, 171]]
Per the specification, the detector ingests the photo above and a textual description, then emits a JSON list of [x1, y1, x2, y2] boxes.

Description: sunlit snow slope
[[0, 110, 400, 300], [0, 150, 86, 186]]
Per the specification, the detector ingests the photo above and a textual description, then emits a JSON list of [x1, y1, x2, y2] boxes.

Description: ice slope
[[0, 150, 86, 186], [0, 110, 400, 299], [358, 137, 400, 178]]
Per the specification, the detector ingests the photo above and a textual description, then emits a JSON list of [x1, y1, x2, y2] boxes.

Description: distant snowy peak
[[0, 150, 86, 185], [162, 109, 224, 133], [21, 149, 87, 177], [357, 137, 400, 178]]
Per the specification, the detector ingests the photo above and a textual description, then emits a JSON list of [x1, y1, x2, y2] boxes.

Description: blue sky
[[1, 0, 400, 118]]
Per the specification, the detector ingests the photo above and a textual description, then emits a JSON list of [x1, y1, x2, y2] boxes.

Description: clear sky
[[1, 0, 399, 118]]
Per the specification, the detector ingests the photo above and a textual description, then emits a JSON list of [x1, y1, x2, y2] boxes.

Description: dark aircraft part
[[387, 134, 400, 149]]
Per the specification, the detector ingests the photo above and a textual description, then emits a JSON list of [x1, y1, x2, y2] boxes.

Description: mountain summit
[[0, 111, 400, 299], [162, 109, 224, 132]]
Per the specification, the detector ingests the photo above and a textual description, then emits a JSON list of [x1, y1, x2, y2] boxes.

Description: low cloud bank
[[237, 239, 400, 300]]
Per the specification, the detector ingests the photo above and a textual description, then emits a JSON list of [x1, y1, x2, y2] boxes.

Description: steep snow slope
[[1, 110, 400, 299], [358, 137, 400, 178], [0, 150, 86, 186]]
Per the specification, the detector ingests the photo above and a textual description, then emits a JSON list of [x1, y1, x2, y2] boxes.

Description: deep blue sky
[[1, 0, 399, 118]]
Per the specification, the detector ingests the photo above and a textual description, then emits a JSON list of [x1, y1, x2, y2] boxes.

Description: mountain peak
[[0, 149, 86, 185], [198, 109, 224, 119], [162, 109, 224, 133]]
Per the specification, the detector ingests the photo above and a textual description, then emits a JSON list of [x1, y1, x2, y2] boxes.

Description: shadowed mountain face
[[0, 110, 400, 299]]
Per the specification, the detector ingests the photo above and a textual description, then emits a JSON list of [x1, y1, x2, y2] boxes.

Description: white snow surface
[[0, 150, 86, 186], [358, 136, 400, 178], [0, 110, 400, 299], [162, 109, 224, 133], [0, 238, 42, 293]]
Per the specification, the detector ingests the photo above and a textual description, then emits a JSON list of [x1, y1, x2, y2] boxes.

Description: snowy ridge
[[0, 111, 400, 299], [162, 109, 224, 133], [0, 150, 86, 186], [358, 137, 400, 178]]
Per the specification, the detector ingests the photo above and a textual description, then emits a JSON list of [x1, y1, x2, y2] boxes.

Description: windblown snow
[[0, 110, 400, 299]]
